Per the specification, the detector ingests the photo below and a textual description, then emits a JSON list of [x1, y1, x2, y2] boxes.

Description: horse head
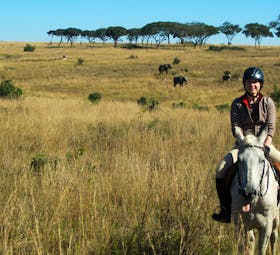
[[235, 127, 268, 205]]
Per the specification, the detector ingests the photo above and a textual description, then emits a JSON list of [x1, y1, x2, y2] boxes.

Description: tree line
[[47, 15, 280, 48]]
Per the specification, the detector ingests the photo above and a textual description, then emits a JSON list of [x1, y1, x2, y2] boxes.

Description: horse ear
[[258, 127, 268, 144], [234, 126, 244, 144]]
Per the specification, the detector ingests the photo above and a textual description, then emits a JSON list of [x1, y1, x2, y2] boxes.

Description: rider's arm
[[266, 97, 276, 139], [230, 98, 243, 138]]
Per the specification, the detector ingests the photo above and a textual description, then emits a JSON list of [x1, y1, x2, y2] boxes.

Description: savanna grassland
[[0, 41, 280, 255]]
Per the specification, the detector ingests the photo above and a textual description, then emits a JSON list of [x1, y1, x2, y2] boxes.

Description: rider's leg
[[265, 144, 280, 204], [212, 148, 238, 223], [265, 144, 280, 165]]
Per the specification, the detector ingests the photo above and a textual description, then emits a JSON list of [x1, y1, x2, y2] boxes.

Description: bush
[[137, 96, 159, 111], [30, 153, 48, 174], [0, 80, 23, 98], [23, 44, 35, 52], [121, 44, 143, 49], [30, 153, 59, 174], [172, 101, 186, 109], [137, 96, 147, 106], [215, 103, 230, 113], [88, 92, 102, 103], [76, 58, 84, 65], [173, 57, 181, 65], [208, 45, 246, 52], [147, 99, 159, 111], [192, 103, 210, 111], [128, 54, 138, 59], [66, 146, 85, 162]]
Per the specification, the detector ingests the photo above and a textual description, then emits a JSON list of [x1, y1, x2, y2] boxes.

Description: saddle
[[272, 161, 280, 175]]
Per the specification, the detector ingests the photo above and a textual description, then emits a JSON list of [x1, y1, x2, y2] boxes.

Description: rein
[[238, 143, 270, 200], [239, 144, 264, 151], [258, 159, 269, 198]]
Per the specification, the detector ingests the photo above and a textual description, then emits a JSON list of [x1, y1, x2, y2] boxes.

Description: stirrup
[[212, 206, 231, 223]]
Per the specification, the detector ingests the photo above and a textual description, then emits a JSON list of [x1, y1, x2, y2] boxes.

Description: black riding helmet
[[242, 67, 264, 89]]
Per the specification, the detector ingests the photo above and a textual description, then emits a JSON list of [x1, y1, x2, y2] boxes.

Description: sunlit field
[[0, 41, 280, 254]]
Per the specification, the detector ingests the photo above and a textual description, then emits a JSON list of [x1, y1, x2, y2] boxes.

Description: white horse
[[231, 128, 279, 255]]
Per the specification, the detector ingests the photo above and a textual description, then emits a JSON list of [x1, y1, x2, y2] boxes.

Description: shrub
[[23, 44, 35, 52], [147, 98, 159, 111], [88, 92, 102, 103], [215, 103, 230, 113], [192, 103, 210, 111], [172, 101, 186, 109], [0, 80, 23, 98], [128, 54, 138, 59], [30, 153, 48, 174], [121, 44, 143, 49], [208, 45, 223, 51], [173, 57, 181, 65], [208, 45, 246, 52], [66, 146, 85, 162], [30, 153, 59, 173], [137, 96, 147, 106], [137, 96, 159, 111], [76, 58, 84, 65]]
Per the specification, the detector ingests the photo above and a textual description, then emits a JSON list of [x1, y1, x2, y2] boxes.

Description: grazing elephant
[[223, 71, 231, 81], [173, 76, 187, 87], [159, 64, 172, 74]]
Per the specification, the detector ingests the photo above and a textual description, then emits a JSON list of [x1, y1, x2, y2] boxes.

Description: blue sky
[[1, 0, 280, 46]]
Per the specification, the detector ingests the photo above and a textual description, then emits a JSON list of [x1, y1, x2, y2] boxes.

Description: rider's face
[[244, 79, 261, 96]]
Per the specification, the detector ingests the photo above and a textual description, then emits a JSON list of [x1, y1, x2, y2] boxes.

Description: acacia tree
[[270, 14, 280, 40], [140, 25, 152, 45], [127, 28, 141, 44], [48, 29, 65, 46], [170, 23, 189, 45], [141, 22, 167, 47], [219, 21, 242, 45], [105, 26, 127, 47], [187, 22, 219, 48], [81, 30, 96, 43], [63, 28, 81, 47], [158, 21, 182, 44], [95, 28, 109, 45], [47, 30, 56, 45], [243, 23, 273, 48]]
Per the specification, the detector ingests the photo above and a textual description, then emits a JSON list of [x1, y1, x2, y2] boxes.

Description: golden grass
[[0, 42, 279, 254]]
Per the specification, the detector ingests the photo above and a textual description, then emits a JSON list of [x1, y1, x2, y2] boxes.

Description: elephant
[[173, 76, 187, 87], [159, 64, 172, 74]]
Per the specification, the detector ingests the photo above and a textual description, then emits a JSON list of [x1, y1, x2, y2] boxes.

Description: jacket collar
[[241, 93, 263, 108]]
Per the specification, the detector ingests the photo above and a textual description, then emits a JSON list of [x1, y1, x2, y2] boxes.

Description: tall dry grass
[[0, 42, 279, 254]]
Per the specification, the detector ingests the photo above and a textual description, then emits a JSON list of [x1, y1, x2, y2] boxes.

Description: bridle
[[238, 143, 270, 201]]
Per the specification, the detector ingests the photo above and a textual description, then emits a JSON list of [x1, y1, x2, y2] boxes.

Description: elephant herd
[[158, 64, 188, 87], [158, 64, 233, 86]]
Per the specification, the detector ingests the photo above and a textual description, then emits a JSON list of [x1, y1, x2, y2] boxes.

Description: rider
[[212, 66, 280, 223]]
